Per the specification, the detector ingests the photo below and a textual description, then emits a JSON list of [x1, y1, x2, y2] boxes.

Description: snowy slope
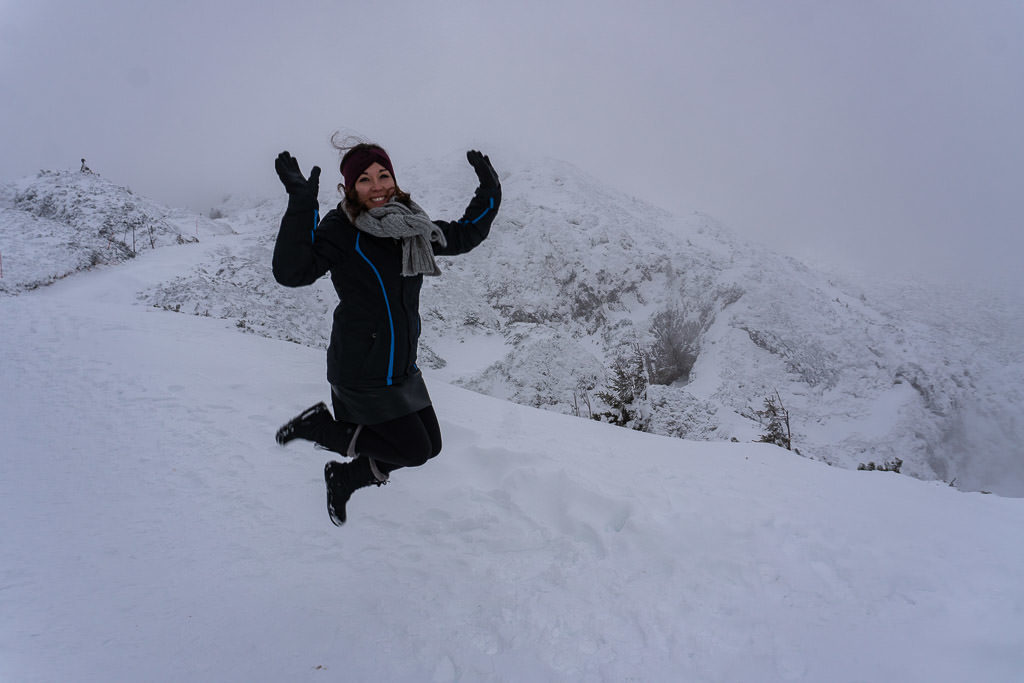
[[2, 185, 1024, 682]]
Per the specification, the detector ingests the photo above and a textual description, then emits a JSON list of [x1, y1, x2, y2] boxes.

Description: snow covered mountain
[[2, 160, 1022, 496], [0, 169, 234, 294], [3, 163, 1024, 681]]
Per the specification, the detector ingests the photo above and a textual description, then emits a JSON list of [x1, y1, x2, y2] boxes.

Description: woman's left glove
[[275, 151, 321, 199], [467, 150, 500, 190]]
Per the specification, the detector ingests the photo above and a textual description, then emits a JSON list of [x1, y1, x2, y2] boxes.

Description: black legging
[[330, 397, 442, 474]]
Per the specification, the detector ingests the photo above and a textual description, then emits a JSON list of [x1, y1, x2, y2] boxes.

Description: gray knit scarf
[[348, 198, 446, 277]]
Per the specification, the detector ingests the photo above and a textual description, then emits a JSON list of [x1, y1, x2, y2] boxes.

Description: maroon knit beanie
[[341, 146, 395, 189]]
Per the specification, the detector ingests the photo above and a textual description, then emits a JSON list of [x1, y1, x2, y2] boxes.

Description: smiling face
[[352, 162, 397, 210]]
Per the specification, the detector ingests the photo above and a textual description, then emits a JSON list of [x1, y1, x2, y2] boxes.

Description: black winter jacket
[[272, 184, 499, 388]]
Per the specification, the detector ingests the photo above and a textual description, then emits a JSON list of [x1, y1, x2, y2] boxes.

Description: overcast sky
[[2, 0, 1022, 292]]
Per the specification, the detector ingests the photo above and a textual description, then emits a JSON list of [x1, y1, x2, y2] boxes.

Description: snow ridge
[[0, 169, 230, 293]]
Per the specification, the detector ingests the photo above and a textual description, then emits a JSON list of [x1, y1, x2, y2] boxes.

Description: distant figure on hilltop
[[272, 138, 501, 526], [80, 158, 92, 174]]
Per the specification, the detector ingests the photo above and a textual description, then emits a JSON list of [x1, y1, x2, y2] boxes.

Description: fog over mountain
[[2, 2, 1023, 292]]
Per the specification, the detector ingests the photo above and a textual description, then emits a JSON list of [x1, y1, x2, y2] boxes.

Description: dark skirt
[[331, 369, 432, 425]]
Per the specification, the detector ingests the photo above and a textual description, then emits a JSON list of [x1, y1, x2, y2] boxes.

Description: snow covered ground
[[3, 190, 1024, 681]]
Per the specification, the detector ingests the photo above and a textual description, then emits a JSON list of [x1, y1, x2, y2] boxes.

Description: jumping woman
[[272, 141, 500, 526]]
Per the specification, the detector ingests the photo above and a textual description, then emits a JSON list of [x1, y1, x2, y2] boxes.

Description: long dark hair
[[330, 133, 411, 218]]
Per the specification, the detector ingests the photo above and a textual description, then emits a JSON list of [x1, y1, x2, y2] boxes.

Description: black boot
[[276, 402, 331, 445], [276, 403, 358, 455], [324, 456, 387, 526]]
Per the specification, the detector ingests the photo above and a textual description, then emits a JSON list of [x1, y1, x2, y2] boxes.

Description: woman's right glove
[[275, 151, 321, 199], [466, 150, 500, 190]]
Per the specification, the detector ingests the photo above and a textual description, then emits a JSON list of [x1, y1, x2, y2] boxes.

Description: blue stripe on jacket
[[354, 233, 396, 386], [460, 197, 495, 224]]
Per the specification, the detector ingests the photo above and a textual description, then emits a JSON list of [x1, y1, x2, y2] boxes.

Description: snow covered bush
[[593, 344, 649, 429], [643, 385, 724, 440], [753, 391, 793, 451], [456, 328, 604, 412], [858, 458, 903, 474]]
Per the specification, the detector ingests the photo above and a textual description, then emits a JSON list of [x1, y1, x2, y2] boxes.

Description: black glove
[[467, 150, 499, 190], [275, 151, 321, 198]]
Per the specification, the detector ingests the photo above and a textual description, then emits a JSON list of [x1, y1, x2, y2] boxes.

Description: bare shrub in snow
[[753, 391, 793, 451], [647, 307, 701, 385]]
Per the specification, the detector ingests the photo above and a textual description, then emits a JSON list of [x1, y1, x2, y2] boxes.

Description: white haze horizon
[[2, 1, 1024, 293]]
